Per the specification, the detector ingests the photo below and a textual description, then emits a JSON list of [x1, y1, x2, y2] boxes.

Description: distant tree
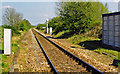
[[2, 8, 32, 35], [3, 8, 23, 30], [20, 21, 27, 31], [23, 19, 32, 29], [23, 19, 31, 26], [36, 24, 46, 30]]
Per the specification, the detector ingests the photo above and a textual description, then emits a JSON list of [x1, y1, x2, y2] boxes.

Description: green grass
[[0, 27, 4, 39], [118, 62, 120, 71], [69, 35, 119, 59], [12, 44, 17, 47], [73, 36, 119, 60], [69, 35, 100, 45], [12, 44, 18, 54], [0, 55, 9, 72], [1, 62, 9, 72], [0, 42, 4, 50], [1, 30, 28, 72], [53, 30, 69, 38], [0, 42, 18, 72], [94, 48, 119, 59], [0, 27, 4, 51]]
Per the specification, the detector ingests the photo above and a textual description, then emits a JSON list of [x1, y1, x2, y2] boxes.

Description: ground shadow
[[78, 40, 102, 50], [46, 36, 54, 39], [78, 40, 120, 52], [110, 59, 120, 68], [0, 50, 4, 54], [54, 32, 74, 39]]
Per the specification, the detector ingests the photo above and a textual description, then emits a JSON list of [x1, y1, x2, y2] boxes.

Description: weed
[[12, 44, 17, 46], [72, 42, 74, 44]]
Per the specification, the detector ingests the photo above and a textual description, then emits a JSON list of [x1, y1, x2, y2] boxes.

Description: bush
[[20, 21, 27, 31], [36, 24, 46, 30], [48, 2, 108, 37], [2, 25, 21, 36]]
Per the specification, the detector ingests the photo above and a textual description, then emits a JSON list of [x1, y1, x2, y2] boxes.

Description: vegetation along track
[[32, 29, 103, 74]]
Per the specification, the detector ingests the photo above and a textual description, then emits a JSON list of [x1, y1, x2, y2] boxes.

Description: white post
[[46, 19, 49, 34], [50, 27, 52, 35], [4, 28, 11, 55], [47, 28, 49, 34]]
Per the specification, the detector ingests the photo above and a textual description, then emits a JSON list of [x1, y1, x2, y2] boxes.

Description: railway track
[[32, 29, 103, 74]]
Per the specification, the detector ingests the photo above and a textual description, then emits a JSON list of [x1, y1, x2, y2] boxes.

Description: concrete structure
[[46, 19, 49, 33], [50, 27, 52, 35], [4, 29, 11, 55], [102, 12, 120, 50]]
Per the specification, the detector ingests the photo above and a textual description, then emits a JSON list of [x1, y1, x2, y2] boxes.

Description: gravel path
[[16, 29, 51, 72]]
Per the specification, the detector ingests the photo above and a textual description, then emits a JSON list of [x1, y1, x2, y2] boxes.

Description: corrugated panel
[[109, 31, 114, 36], [102, 13, 120, 48], [109, 21, 114, 25], [115, 32, 120, 36], [109, 25, 114, 31], [103, 25, 108, 30], [109, 36, 114, 41], [115, 26, 120, 31], [115, 20, 119, 25], [109, 41, 114, 46], [103, 35, 108, 39], [109, 36, 115, 46], [103, 31, 109, 35], [109, 16, 114, 20], [115, 15, 119, 20], [103, 39, 108, 44], [103, 16, 108, 21], [118, 15, 120, 19], [104, 21, 108, 25], [115, 42, 120, 47], [115, 37, 120, 42]]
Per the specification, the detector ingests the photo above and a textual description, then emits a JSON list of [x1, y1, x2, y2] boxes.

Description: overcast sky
[[1, 0, 120, 25]]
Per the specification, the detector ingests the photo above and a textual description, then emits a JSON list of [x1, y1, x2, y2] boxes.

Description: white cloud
[[2, 5, 12, 8]]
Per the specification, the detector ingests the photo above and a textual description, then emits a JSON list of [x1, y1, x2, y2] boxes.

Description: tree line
[[48, 1, 108, 37], [2, 8, 33, 35]]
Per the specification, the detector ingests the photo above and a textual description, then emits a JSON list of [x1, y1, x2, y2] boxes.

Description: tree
[[36, 24, 46, 30], [3, 8, 23, 30], [2, 8, 32, 35], [56, 1, 108, 34], [23, 19, 32, 29], [20, 21, 27, 31]]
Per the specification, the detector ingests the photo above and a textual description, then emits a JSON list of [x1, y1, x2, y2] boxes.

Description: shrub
[[2, 25, 21, 36]]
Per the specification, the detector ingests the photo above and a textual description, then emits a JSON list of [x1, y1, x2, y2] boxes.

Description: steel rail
[[33, 29, 103, 74], [32, 29, 58, 74]]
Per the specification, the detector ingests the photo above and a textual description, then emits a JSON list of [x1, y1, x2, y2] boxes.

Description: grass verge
[[1, 30, 28, 72]]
